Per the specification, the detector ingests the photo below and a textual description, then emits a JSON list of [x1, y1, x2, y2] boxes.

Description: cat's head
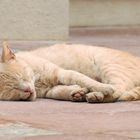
[[0, 42, 36, 101]]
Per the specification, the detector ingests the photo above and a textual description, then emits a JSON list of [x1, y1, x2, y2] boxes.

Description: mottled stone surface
[[0, 122, 61, 139], [0, 100, 140, 140]]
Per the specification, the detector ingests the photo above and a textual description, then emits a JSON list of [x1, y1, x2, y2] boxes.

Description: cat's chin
[[22, 91, 36, 101], [15, 89, 37, 101]]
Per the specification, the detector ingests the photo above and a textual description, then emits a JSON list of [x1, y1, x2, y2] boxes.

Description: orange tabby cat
[[0, 42, 140, 103]]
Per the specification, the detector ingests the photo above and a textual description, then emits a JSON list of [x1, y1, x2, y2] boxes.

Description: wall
[[0, 0, 69, 40], [70, 0, 140, 27]]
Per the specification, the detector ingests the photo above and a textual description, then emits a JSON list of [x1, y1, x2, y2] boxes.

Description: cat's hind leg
[[46, 85, 88, 102], [118, 86, 140, 101]]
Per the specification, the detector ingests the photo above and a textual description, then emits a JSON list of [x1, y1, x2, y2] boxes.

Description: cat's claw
[[70, 88, 88, 102]]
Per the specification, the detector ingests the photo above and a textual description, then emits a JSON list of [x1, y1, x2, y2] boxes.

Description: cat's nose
[[20, 81, 35, 94]]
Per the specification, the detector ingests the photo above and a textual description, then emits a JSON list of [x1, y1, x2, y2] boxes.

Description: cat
[[0, 42, 140, 103]]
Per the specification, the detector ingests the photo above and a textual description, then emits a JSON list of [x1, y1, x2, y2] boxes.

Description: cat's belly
[[48, 57, 97, 80]]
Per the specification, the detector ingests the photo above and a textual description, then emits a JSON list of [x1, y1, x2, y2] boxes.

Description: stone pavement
[[0, 27, 140, 140], [0, 99, 140, 140]]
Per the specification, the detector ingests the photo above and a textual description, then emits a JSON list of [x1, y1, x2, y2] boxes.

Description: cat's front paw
[[102, 85, 115, 96], [70, 88, 88, 102], [90, 85, 115, 96], [86, 92, 104, 103]]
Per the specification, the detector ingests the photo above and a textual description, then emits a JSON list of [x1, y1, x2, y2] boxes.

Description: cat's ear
[[1, 41, 16, 62]]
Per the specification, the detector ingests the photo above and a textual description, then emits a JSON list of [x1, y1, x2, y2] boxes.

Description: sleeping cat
[[0, 42, 140, 103]]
